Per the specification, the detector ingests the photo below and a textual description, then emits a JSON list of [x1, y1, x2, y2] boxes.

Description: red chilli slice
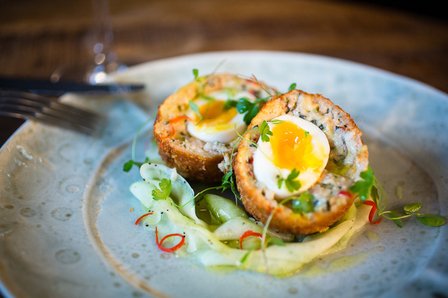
[[134, 212, 154, 225], [363, 201, 383, 225], [161, 115, 193, 140], [338, 190, 353, 198], [239, 230, 263, 250], [155, 226, 186, 253]]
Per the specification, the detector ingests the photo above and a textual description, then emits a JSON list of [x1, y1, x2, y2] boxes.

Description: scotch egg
[[153, 73, 274, 182], [233, 89, 369, 235]]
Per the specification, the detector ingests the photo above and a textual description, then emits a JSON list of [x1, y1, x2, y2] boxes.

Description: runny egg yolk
[[251, 115, 330, 198], [270, 121, 324, 172], [195, 100, 237, 128], [186, 98, 247, 143]]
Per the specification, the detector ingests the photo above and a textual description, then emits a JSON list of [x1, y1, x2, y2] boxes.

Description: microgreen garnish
[[192, 68, 199, 80], [123, 158, 149, 172], [237, 98, 264, 125], [352, 167, 447, 227], [223, 97, 269, 125], [152, 178, 172, 201], [291, 191, 315, 214], [123, 115, 156, 173], [350, 166, 374, 201], [258, 119, 284, 142], [278, 168, 301, 192], [304, 131, 309, 138], [259, 120, 273, 142], [189, 101, 202, 121], [223, 99, 237, 110], [288, 83, 297, 91], [240, 247, 256, 264]]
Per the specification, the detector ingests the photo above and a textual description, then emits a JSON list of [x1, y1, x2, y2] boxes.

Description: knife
[[0, 77, 145, 96]]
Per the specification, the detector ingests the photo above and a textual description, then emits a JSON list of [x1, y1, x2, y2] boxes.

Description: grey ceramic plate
[[0, 51, 447, 298]]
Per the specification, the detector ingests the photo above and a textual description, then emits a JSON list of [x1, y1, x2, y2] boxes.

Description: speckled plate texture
[[1, 51, 447, 298]]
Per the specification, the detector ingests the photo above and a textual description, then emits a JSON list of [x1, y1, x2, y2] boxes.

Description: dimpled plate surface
[[0, 51, 447, 298]]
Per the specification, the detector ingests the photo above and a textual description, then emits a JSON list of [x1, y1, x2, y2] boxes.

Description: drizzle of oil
[[206, 265, 239, 275], [396, 186, 403, 199], [299, 251, 371, 278], [364, 230, 379, 242]]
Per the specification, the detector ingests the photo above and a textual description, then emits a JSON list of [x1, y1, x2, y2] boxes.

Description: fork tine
[[0, 90, 99, 119], [0, 103, 98, 135], [0, 91, 103, 135], [0, 96, 100, 126]]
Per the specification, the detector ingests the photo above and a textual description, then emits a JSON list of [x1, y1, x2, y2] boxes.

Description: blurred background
[[0, 0, 447, 145]]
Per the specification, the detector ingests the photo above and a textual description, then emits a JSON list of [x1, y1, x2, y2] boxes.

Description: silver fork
[[0, 90, 103, 135]]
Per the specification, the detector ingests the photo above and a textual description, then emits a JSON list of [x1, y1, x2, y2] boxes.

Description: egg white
[[187, 90, 256, 143], [252, 115, 330, 199]]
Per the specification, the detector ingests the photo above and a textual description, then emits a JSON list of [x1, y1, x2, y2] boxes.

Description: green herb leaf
[[304, 131, 309, 138], [193, 68, 199, 79], [240, 248, 256, 264], [220, 171, 233, 191], [259, 120, 273, 142], [152, 178, 172, 201], [389, 210, 403, 228], [236, 98, 251, 113], [235, 97, 262, 125], [292, 191, 315, 214], [189, 101, 202, 120], [279, 169, 301, 193], [416, 216, 445, 227], [404, 203, 422, 214], [123, 160, 134, 172], [123, 158, 149, 172], [350, 166, 374, 201], [223, 99, 237, 110], [244, 105, 259, 125], [288, 83, 297, 91]]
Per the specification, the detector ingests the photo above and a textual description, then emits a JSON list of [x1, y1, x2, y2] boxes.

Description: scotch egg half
[[233, 89, 369, 235]]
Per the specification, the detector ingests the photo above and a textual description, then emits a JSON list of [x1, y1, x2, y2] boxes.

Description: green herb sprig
[[224, 97, 269, 125], [259, 120, 273, 142], [152, 178, 172, 201], [188, 101, 202, 121], [278, 168, 301, 193], [288, 83, 297, 91], [193, 68, 199, 80], [123, 114, 156, 172], [351, 167, 447, 227], [291, 191, 315, 213]]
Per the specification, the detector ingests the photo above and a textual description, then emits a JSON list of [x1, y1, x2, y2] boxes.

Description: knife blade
[[0, 77, 145, 96]]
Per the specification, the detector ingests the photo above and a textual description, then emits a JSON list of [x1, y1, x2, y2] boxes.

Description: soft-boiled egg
[[187, 90, 256, 143], [252, 114, 330, 198]]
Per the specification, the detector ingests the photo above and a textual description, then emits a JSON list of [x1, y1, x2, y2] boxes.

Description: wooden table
[[1, 0, 448, 147]]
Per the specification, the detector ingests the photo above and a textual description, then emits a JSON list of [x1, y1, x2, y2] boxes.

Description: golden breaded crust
[[154, 73, 272, 182], [233, 90, 369, 235]]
